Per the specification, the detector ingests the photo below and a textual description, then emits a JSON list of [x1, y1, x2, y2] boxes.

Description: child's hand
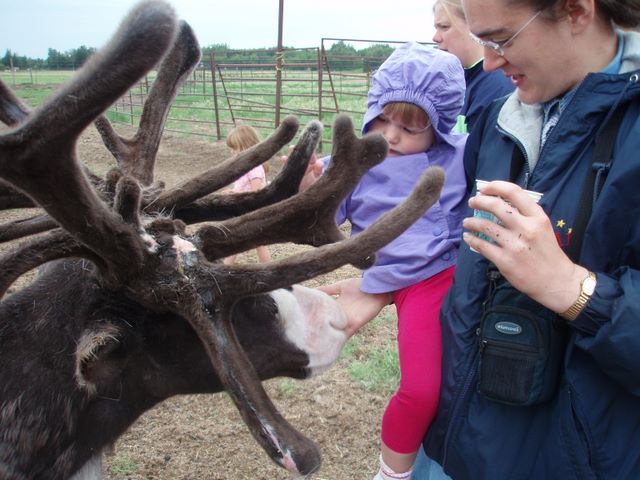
[[318, 278, 392, 338], [281, 145, 323, 192]]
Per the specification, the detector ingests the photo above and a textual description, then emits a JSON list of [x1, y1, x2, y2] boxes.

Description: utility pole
[[275, 0, 284, 127]]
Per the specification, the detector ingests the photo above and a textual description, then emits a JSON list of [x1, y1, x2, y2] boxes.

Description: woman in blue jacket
[[324, 0, 640, 478]]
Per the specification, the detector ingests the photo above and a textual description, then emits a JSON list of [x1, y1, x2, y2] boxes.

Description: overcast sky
[[2, 0, 436, 59]]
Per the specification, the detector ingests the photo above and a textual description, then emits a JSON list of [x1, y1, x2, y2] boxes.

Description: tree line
[[1, 46, 97, 70], [204, 41, 395, 72], [2, 41, 397, 72]]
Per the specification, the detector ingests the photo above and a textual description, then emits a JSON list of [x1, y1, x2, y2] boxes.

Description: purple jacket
[[326, 136, 467, 293], [325, 42, 468, 293], [362, 41, 466, 150]]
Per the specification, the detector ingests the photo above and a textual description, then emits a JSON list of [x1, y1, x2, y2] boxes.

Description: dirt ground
[[4, 125, 398, 479]]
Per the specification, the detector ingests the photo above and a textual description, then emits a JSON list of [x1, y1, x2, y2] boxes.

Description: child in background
[[300, 42, 468, 479], [223, 124, 271, 264]]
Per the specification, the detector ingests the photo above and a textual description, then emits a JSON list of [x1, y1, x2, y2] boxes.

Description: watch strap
[[560, 271, 597, 321]]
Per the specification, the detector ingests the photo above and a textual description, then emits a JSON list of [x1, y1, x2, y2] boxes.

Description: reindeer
[[0, 1, 445, 478]]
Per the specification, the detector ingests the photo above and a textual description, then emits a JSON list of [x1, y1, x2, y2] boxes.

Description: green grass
[[109, 455, 138, 475], [4, 84, 61, 108], [349, 347, 400, 394], [2, 67, 370, 151], [344, 309, 400, 394], [275, 378, 301, 396], [341, 334, 365, 361], [0, 69, 74, 86]]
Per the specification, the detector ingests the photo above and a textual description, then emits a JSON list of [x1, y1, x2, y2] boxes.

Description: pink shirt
[[233, 165, 266, 193]]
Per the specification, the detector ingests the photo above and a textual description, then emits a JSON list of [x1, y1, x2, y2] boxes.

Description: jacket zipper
[[480, 337, 537, 355], [494, 127, 531, 189]]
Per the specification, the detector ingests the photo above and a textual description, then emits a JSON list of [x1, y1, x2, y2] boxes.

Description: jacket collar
[[620, 30, 640, 74], [496, 30, 640, 167]]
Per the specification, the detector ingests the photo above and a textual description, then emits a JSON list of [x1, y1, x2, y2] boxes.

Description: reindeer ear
[[75, 323, 124, 396]]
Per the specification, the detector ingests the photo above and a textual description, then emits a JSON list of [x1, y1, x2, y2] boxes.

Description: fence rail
[[2, 39, 435, 151]]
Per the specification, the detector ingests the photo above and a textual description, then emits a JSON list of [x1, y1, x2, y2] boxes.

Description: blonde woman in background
[[432, 0, 514, 132]]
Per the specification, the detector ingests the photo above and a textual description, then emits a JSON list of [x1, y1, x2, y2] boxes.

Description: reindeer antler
[[0, 231, 97, 298], [0, 79, 29, 126], [168, 160, 445, 476], [0, 1, 446, 475], [119, 131, 444, 475], [147, 115, 301, 212], [0, 0, 178, 285], [196, 115, 389, 267], [95, 19, 201, 186]]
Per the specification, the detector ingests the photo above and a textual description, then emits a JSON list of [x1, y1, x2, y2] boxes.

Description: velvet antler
[[0, 1, 445, 476], [94, 19, 201, 186], [195, 115, 389, 267], [0, 1, 178, 286]]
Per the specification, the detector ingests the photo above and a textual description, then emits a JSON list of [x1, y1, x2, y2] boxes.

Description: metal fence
[[107, 39, 434, 151]]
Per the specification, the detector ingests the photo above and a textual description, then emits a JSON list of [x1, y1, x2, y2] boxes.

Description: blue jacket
[[462, 60, 514, 133], [424, 31, 640, 480]]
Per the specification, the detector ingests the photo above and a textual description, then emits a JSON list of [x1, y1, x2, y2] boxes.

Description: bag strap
[[564, 105, 627, 261]]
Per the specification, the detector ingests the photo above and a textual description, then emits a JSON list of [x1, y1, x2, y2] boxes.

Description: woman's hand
[[318, 278, 392, 337], [462, 181, 589, 315]]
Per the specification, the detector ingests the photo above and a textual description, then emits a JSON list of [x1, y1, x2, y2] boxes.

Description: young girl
[[304, 42, 468, 479], [223, 124, 271, 264]]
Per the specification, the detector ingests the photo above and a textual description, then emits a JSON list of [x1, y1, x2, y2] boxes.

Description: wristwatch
[[560, 271, 597, 321]]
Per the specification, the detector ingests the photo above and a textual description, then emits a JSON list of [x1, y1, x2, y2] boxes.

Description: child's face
[[368, 112, 435, 157]]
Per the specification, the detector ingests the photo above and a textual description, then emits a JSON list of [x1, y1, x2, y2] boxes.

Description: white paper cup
[[470, 180, 543, 251]]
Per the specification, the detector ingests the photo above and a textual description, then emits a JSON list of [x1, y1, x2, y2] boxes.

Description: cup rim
[[475, 179, 543, 203]]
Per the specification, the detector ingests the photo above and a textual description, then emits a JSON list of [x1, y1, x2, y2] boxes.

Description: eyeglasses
[[468, 10, 542, 57]]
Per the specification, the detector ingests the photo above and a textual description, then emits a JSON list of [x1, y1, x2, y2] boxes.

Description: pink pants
[[380, 266, 455, 454]]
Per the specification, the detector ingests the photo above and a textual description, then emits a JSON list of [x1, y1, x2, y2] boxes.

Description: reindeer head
[[0, 1, 445, 476]]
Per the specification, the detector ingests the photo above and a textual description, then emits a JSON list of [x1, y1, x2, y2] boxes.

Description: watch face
[[584, 275, 597, 295]]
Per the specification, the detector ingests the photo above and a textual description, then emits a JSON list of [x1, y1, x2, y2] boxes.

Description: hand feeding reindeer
[[0, 1, 445, 478]]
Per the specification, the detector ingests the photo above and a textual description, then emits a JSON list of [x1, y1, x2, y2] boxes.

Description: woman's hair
[[434, 0, 465, 20], [509, 0, 640, 28], [226, 124, 261, 152], [382, 102, 430, 128]]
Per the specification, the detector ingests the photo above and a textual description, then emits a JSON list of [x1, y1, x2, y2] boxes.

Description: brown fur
[[0, 0, 445, 477]]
